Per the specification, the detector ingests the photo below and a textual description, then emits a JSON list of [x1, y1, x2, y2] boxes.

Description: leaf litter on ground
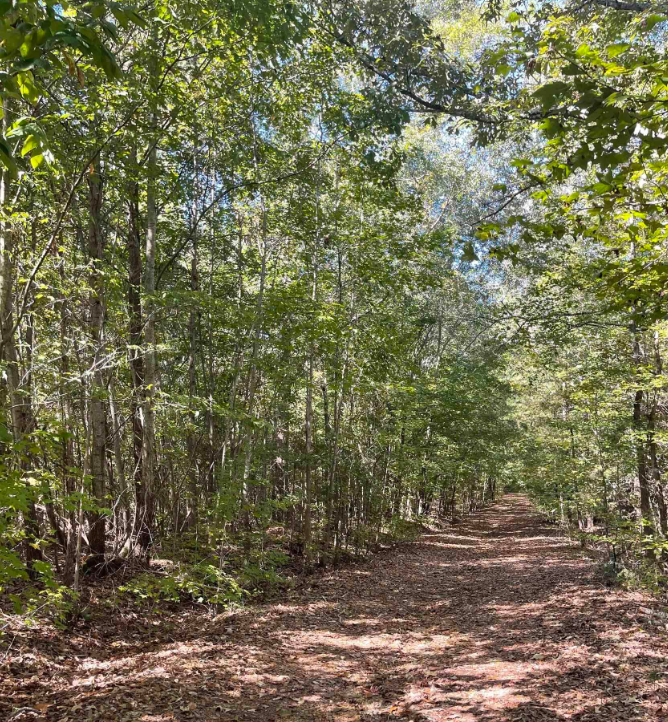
[[2, 494, 668, 721]]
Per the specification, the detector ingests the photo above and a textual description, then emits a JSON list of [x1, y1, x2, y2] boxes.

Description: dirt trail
[[5, 494, 668, 721]]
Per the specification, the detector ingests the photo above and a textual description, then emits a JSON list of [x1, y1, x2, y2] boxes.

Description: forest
[[3, 0, 668, 719]]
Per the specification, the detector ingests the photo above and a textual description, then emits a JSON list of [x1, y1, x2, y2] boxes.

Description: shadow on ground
[[3, 495, 668, 721]]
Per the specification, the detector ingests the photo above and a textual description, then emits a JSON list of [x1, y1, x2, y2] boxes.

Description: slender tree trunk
[[238, 100, 269, 551], [304, 354, 313, 554], [57, 246, 77, 584], [87, 156, 107, 556], [140, 78, 159, 554], [0, 98, 43, 577], [322, 381, 334, 548], [632, 324, 651, 539], [187, 164, 200, 526], [648, 331, 667, 537], [108, 377, 127, 552], [127, 153, 144, 554]]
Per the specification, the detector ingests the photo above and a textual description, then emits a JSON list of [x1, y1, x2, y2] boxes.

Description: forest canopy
[[1, 0, 668, 613]]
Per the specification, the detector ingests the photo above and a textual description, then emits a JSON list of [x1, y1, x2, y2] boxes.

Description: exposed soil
[[3, 494, 668, 721]]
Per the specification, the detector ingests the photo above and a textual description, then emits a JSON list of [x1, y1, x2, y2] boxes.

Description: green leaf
[[532, 81, 570, 109], [642, 14, 667, 33], [110, 8, 130, 28], [101, 19, 119, 42], [0, 422, 12, 443], [21, 26, 50, 59], [606, 43, 630, 59], [462, 242, 479, 263], [539, 117, 563, 138], [0, 26, 24, 53], [11, 59, 37, 73], [126, 9, 147, 28], [16, 72, 40, 104], [0, 138, 17, 177], [591, 181, 612, 195], [99, 45, 121, 79], [21, 134, 40, 157], [91, 3, 107, 19]]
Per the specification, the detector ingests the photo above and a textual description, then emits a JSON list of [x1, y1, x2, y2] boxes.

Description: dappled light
[[2, 1, 668, 720], [4, 495, 667, 721]]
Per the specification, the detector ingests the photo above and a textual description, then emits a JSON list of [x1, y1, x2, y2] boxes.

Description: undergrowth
[[1, 517, 433, 627]]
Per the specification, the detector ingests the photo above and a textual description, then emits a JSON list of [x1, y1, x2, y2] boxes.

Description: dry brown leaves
[[2, 495, 668, 722]]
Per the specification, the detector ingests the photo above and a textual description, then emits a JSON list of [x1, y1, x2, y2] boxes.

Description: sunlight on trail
[[11, 495, 668, 721]]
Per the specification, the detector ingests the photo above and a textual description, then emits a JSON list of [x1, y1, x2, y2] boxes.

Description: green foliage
[[0, 0, 142, 173], [4, 561, 78, 628], [386, 518, 424, 543], [238, 562, 290, 596], [119, 563, 248, 607], [8, 0, 651, 619]]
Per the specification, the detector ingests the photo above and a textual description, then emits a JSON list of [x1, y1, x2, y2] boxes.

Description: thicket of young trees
[[3, 0, 668, 607]]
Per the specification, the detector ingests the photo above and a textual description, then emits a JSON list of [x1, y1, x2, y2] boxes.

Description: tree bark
[[127, 150, 144, 554], [0, 98, 43, 577], [632, 326, 652, 539], [139, 61, 159, 554], [87, 156, 107, 556], [187, 157, 200, 526]]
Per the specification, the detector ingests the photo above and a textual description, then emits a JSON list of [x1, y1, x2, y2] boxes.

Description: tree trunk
[[632, 327, 651, 539], [648, 331, 667, 537], [127, 154, 144, 555], [304, 354, 313, 555], [87, 157, 107, 556], [0, 99, 42, 577], [140, 108, 158, 555], [187, 179, 200, 526]]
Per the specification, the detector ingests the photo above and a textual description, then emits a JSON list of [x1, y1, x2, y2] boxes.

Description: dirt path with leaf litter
[[5, 494, 668, 722]]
